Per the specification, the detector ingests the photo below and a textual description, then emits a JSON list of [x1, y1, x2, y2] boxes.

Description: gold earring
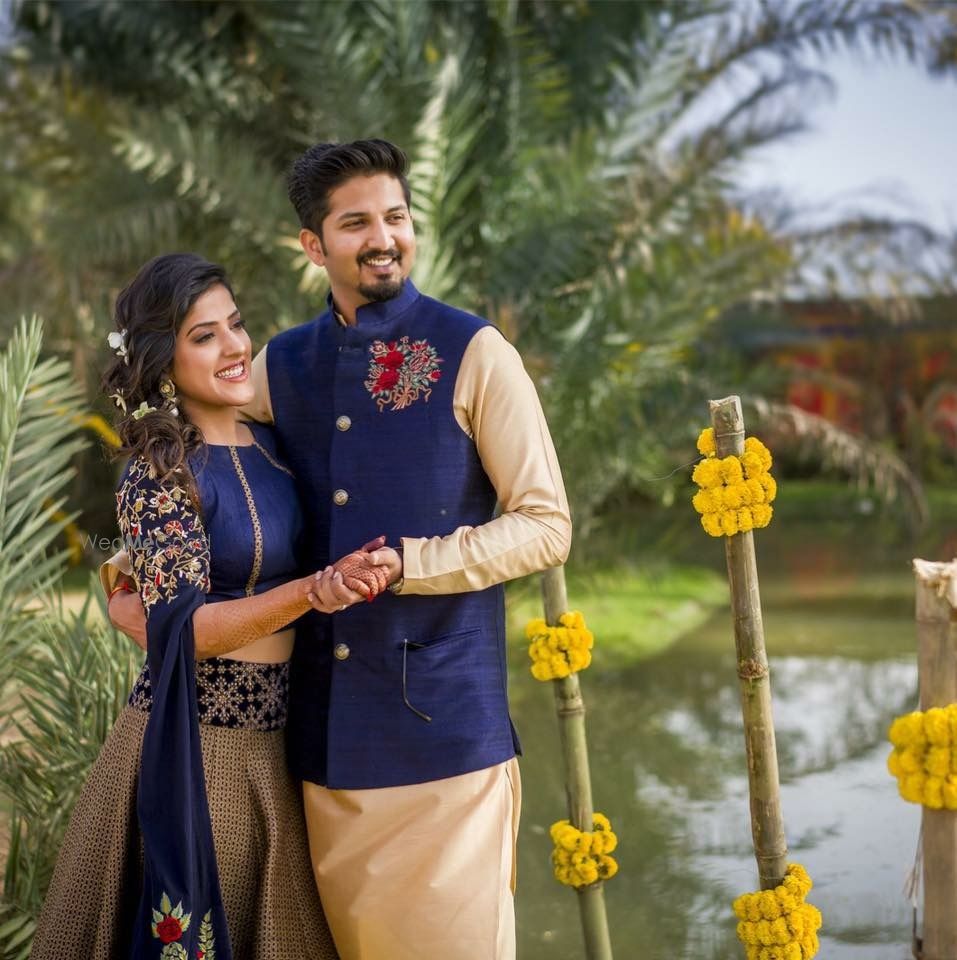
[[159, 377, 179, 417]]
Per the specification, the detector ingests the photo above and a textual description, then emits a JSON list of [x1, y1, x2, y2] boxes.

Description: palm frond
[[787, 214, 951, 302], [408, 47, 490, 305], [1, 814, 47, 960], [0, 318, 86, 687]]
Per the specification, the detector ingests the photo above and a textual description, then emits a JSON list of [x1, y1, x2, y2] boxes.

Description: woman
[[30, 254, 385, 959]]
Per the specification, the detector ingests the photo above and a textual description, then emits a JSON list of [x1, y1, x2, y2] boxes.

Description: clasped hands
[[305, 535, 403, 614], [109, 536, 405, 651]]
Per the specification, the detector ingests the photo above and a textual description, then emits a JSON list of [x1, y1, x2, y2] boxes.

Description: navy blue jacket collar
[[327, 279, 422, 345]]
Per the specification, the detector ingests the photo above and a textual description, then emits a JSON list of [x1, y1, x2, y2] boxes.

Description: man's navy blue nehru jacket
[[267, 280, 521, 790]]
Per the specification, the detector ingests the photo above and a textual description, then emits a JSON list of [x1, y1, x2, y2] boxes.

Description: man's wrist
[[388, 545, 404, 594]]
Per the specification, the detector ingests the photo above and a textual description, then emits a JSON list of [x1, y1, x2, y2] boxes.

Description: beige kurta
[[303, 759, 521, 960]]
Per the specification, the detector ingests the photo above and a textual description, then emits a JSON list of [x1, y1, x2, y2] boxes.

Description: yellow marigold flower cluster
[[550, 814, 619, 888], [887, 705, 957, 808], [526, 611, 594, 681], [732, 864, 822, 960], [692, 428, 776, 537]]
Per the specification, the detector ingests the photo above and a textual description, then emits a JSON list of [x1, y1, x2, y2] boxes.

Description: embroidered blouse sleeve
[[116, 457, 210, 615], [398, 326, 572, 595]]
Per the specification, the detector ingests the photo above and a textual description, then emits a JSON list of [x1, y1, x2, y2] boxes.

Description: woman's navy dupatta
[[116, 457, 232, 959]]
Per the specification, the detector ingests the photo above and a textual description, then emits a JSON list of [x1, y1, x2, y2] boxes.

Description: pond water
[[509, 514, 951, 959]]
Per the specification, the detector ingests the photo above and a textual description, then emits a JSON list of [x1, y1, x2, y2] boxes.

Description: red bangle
[[108, 583, 136, 604]]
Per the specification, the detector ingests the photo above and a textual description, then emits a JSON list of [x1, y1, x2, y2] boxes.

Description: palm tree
[[3, 0, 946, 533]]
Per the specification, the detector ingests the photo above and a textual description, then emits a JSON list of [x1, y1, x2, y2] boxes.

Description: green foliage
[[3, 1, 950, 528], [0, 318, 86, 695], [0, 318, 131, 957], [0, 589, 137, 960]]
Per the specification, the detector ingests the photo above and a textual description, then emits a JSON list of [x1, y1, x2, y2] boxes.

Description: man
[[113, 138, 570, 959]]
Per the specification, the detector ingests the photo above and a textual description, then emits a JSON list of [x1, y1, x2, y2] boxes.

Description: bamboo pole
[[914, 559, 957, 960], [709, 396, 788, 889], [541, 564, 613, 960]]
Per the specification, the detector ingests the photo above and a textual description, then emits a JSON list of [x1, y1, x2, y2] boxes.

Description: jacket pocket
[[403, 626, 481, 656]]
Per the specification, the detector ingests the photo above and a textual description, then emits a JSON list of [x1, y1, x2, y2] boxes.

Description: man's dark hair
[[287, 139, 412, 237]]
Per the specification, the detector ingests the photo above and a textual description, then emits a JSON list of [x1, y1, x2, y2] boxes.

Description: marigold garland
[[526, 611, 594, 681], [886, 704, 957, 808], [692, 428, 777, 538], [550, 814, 619, 888], [732, 863, 822, 960]]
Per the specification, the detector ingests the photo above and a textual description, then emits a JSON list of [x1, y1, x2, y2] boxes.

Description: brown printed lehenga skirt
[[30, 658, 339, 960]]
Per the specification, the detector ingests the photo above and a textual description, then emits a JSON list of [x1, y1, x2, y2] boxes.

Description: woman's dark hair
[[286, 138, 411, 240], [102, 253, 233, 487]]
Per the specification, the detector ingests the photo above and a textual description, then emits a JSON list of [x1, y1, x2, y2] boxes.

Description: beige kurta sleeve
[[398, 325, 571, 595], [99, 549, 134, 596], [238, 345, 275, 424]]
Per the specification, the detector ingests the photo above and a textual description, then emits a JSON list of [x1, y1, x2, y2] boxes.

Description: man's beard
[[357, 249, 404, 302], [358, 276, 405, 302]]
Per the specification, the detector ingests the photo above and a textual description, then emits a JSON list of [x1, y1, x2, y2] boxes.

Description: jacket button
[[333, 643, 350, 660], [336, 415, 352, 431], [333, 489, 349, 506]]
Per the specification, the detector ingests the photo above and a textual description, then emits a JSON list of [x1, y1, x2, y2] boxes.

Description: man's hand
[[108, 589, 147, 651], [365, 544, 403, 589], [305, 536, 396, 613], [347, 535, 401, 593], [333, 550, 389, 599]]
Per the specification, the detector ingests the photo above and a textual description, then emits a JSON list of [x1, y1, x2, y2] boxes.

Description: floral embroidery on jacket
[[117, 458, 210, 613], [364, 336, 443, 411], [150, 891, 215, 959]]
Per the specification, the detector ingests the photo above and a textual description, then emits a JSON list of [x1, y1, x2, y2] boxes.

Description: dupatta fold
[[116, 458, 232, 960]]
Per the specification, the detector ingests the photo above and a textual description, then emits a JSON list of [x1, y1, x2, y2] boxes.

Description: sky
[[741, 53, 957, 235]]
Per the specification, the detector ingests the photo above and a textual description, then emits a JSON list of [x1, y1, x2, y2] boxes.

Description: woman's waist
[[221, 628, 295, 663], [129, 656, 289, 731]]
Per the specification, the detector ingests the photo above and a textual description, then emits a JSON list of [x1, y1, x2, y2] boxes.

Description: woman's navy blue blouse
[[115, 422, 301, 959], [190, 421, 302, 603]]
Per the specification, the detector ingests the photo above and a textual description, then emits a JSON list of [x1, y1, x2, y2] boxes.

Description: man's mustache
[[358, 249, 402, 265]]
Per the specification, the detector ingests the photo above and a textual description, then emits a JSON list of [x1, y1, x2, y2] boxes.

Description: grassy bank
[[506, 564, 727, 669]]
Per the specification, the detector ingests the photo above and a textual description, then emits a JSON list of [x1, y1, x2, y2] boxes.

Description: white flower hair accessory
[[108, 329, 129, 363], [131, 401, 156, 420]]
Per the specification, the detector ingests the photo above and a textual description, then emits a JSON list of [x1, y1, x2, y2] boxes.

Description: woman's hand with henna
[[333, 535, 390, 600], [305, 536, 390, 612]]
